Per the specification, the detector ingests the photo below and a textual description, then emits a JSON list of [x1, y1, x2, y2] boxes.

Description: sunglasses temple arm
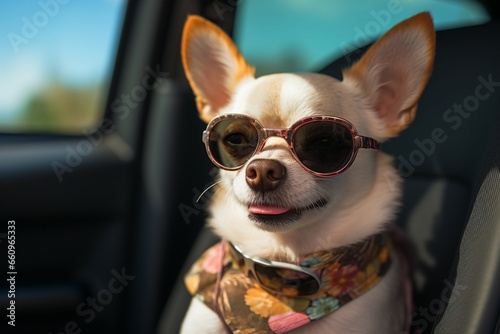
[[359, 136, 381, 150]]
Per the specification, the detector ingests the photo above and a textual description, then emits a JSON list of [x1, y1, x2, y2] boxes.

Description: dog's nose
[[245, 159, 286, 192]]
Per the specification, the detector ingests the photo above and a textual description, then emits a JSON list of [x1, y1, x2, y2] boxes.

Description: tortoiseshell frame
[[202, 114, 381, 178]]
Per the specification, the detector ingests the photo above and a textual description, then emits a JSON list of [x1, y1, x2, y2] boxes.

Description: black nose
[[245, 159, 286, 192]]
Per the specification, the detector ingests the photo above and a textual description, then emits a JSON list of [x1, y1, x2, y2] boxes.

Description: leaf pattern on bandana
[[245, 285, 292, 317]]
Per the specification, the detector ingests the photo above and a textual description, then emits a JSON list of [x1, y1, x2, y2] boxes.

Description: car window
[[234, 0, 489, 76], [0, 1, 127, 134]]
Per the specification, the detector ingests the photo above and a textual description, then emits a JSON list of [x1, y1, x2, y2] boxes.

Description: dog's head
[[181, 14, 435, 256]]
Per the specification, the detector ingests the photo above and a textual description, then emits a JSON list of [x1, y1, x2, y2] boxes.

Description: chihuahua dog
[[179, 12, 435, 334]]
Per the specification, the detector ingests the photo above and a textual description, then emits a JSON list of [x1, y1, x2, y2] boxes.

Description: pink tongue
[[249, 205, 290, 215]]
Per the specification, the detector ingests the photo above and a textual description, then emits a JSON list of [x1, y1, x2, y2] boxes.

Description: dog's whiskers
[[196, 181, 223, 203]]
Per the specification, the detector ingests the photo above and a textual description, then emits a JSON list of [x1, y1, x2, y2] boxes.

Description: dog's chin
[[246, 198, 328, 232]]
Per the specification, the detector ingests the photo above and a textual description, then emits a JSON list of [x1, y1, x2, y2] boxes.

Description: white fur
[[177, 13, 434, 334], [181, 298, 226, 333]]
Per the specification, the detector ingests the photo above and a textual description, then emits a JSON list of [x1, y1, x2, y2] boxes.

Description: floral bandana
[[185, 233, 395, 333]]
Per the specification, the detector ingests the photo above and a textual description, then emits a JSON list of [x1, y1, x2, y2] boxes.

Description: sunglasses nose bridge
[[263, 128, 289, 140], [260, 128, 291, 149]]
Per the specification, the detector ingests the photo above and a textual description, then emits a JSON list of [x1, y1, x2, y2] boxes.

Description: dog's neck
[[209, 153, 401, 261]]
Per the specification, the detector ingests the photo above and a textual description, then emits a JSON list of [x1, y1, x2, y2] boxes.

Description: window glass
[[234, 0, 489, 76], [0, 1, 126, 134]]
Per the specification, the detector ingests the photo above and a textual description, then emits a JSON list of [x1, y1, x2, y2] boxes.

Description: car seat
[[156, 19, 500, 334]]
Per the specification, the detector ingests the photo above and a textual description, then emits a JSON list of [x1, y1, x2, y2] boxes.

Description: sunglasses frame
[[202, 114, 381, 177], [228, 241, 322, 297]]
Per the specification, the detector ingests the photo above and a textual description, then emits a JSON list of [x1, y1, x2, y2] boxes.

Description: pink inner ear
[[189, 43, 232, 111], [372, 65, 412, 129], [199, 57, 231, 110], [375, 85, 397, 123]]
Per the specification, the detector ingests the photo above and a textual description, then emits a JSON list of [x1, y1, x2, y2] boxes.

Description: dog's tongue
[[249, 205, 290, 215]]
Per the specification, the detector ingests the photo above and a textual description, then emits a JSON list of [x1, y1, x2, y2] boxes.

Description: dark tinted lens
[[293, 121, 354, 173], [254, 264, 320, 296], [208, 118, 259, 168]]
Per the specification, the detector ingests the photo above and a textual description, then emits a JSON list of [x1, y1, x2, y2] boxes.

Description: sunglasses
[[228, 242, 321, 296], [202, 114, 380, 177]]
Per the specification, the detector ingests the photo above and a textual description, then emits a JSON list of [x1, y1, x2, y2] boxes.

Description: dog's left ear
[[182, 15, 255, 123], [343, 12, 435, 137]]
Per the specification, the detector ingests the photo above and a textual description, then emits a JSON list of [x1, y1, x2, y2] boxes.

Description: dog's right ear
[[182, 15, 255, 123], [343, 12, 435, 137]]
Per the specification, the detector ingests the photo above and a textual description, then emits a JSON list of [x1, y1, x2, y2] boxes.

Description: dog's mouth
[[247, 198, 328, 229]]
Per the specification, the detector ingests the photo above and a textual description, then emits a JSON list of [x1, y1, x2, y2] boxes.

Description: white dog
[[179, 12, 435, 333]]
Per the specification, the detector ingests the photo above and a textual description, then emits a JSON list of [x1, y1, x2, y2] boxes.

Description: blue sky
[[0, 0, 490, 123], [234, 0, 489, 75], [0, 0, 125, 120]]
